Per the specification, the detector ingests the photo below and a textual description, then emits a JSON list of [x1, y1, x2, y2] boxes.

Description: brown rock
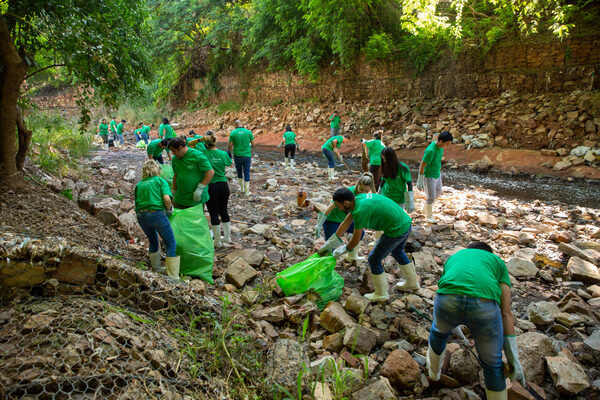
[[53, 257, 97, 285], [319, 302, 355, 333], [567, 256, 600, 283], [225, 258, 258, 288], [477, 212, 498, 228], [252, 305, 285, 323], [507, 381, 546, 400], [343, 324, 378, 355], [323, 333, 344, 352], [380, 349, 420, 391], [545, 356, 590, 395], [0, 261, 46, 288]]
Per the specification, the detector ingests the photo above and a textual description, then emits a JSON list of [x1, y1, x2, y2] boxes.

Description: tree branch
[[25, 63, 66, 80], [15, 107, 32, 171]]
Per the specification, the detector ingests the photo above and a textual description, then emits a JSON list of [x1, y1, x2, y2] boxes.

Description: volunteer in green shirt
[[204, 133, 233, 248], [159, 118, 176, 160], [329, 111, 341, 137], [228, 120, 254, 196], [168, 137, 214, 209], [134, 122, 152, 145], [362, 131, 385, 189], [321, 134, 349, 181], [134, 160, 178, 278], [186, 130, 206, 152], [109, 117, 118, 142], [380, 147, 414, 212], [146, 139, 169, 164], [279, 125, 300, 169], [426, 242, 525, 400], [116, 119, 126, 146], [417, 131, 452, 223], [98, 119, 109, 151], [318, 190, 416, 302]]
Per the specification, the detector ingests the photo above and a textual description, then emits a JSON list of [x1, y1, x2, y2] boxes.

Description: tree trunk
[[16, 107, 32, 171], [0, 16, 29, 186]]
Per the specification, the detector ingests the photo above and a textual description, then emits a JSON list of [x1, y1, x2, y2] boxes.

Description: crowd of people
[[98, 111, 524, 399]]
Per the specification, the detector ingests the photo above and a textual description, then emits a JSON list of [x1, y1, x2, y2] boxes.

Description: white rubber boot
[[290, 159, 295, 169], [485, 389, 508, 400], [222, 222, 233, 246], [244, 181, 251, 196], [149, 251, 162, 272], [165, 256, 180, 279], [327, 168, 335, 181], [426, 345, 445, 381], [284, 158, 290, 169], [238, 178, 244, 193], [364, 272, 389, 302], [212, 224, 222, 248], [424, 203, 438, 223], [396, 262, 420, 290], [345, 243, 365, 264]]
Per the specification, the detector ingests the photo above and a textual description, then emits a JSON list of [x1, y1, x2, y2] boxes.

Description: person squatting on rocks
[[146, 138, 170, 164], [133, 122, 151, 144], [417, 130, 453, 223], [134, 160, 178, 278], [98, 118, 109, 151], [322, 133, 350, 181], [362, 130, 385, 189], [318, 189, 419, 302], [279, 125, 300, 170], [203, 133, 234, 248], [314, 173, 376, 263], [426, 241, 525, 400], [168, 137, 214, 210], [329, 110, 341, 137], [228, 120, 255, 196]]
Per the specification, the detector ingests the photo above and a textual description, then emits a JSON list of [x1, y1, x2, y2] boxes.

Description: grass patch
[[216, 100, 242, 115]]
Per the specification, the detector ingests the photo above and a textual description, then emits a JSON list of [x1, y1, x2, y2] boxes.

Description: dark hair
[[333, 110, 338, 114], [438, 131, 453, 143], [112, 116, 115, 119], [160, 138, 171, 147], [285, 125, 292, 131], [344, 134, 350, 139], [467, 241, 494, 253], [162, 118, 169, 124], [205, 130, 214, 136], [373, 132, 381, 140], [188, 130, 196, 136], [138, 122, 143, 127], [151, 123, 155, 128], [121, 119, 126, 123], [168, 136, 187, 150], [381, 146, 399, 180], [332, 187, 355, 203]]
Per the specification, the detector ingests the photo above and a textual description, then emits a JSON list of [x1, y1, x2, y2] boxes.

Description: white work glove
[[193, 183, 207, 202], [332, 244, 349, 258], [318, 234, 343, 256], [277, 142, 283, 148], [451, 325, 469, 346], [404, 191, 415, 213], [416, 174, 425, 191], [165, 207, 174, 217], [503, 336, 526, 387], [338, 154, 343, 162], [315, 213, 327, 239]]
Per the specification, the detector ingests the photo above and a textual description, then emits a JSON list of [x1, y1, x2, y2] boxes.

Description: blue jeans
[[322, 149, 335, 168], [135, 132, 149, 144], [367, 226, 411, 274], [234, 156, 251, 181], [136, 210, 177, 257], [116, 134, 124, 144], [331, 127, 339, 137], [429, 294, 505, 391], [323, 220, 365, 241]]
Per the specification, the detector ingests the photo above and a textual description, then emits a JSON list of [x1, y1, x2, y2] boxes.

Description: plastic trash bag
[[276, 253, 344, 309], [136, 140, 147, 148], [160, 164, 174, 188], [168, 204, 214, 283]]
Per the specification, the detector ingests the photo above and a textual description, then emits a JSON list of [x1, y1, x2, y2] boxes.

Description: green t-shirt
[[381, 163, 412, 204], [159, 123, 176, 139], [283, 131, 296, 145], [437, 249, 511, 305], [187, 137, 206, 152], [365, 139, 384, 166], [117, 123, 124, 135], [205, 148, 232, 184], [351, 193, 412, 237], [229, 128, 254, 157], [327, 186, 357, 223], [134, 176, 172, 212], [422, 141, 444, 178], [109, 120, 117, 132], [330, 115, 340, 129], [142, 125, 151, 134], [134, 128, 143, 136], [146, 139, 164, 158], [322, 135, 344, 151], [172, 147, 213, 207], [98, 123, 108, 136]]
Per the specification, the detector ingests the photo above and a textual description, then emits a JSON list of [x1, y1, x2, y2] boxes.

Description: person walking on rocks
[[329, 111, 341, 137], [322, 133, 349, 181], [318, 189, 418, 302], [417, 131, 452, 223], [116, 119, 126, 147], [228, 120, 254, 196], [98, 119, 109, 151], [169, 137, 214, 209], [159, 118, 176, 161], [362, 131, 385, 189], [314, 173, 376, 263], [380, 147, 414, 212], [135, 160, 178, 278], [146, 138, 170, 164], [426, 241, 525, 400], [109, 116, 118, 144], [204, 133, 233, 248], [279, 125, 300, 169]]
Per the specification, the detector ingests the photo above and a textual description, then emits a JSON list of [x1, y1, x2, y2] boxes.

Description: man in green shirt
[[362, 131, 385, 189], [416, 131, 453, 223], [98, 119, 109, 151], [109, 117, 118, 140], [134, 122, 153, 144], [146, 139, 169, 164], [186, 130, 206, 152], [329, 111, 341, 137], [318, 190, 417, 302], [159, 118, 176, 160], [321, 134, 349, 181], [115, 119, 126, 147], [228, 120, 254, 196], [168, 137, 214, 209], [279, 124, 300, 169], [426, 242, 525, 400]]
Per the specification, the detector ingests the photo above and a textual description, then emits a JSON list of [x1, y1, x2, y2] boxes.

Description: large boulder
[[224, 249, 264, 267], [319, 302, 355, 333], [343, 324, 378, 355], [265, 339, 310, 397], [380, 349, 420, 391], [545, 356, 590, 395], [526, 301, 560, 326], [507, 258, 538, 278], [567, 257, 600, 284], [516, 332, 559, 384], [449, 347, 480, 385], [351, 377, 396, 400]]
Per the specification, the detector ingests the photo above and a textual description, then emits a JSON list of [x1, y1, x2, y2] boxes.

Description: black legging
[[284, 144, 296, 159], [206, 181, 230, 225]]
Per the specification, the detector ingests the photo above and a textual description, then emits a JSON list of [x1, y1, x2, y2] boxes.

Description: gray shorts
[[425, 176, 442, 204]]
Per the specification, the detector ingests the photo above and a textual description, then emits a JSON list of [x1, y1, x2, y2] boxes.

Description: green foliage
[[216, 100, 242, 115], [60, 188, 73, 200], [364, 32, 394, 61]]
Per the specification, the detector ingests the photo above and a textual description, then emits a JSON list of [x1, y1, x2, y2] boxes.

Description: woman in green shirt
[[135, 160, 178, 278], [380, 147, 414, 212], [98, 119, 109, 151], [279, 125, 300, 169]]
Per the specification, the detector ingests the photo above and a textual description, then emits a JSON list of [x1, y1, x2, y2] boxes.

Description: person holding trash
[[318, 189, 418, 302], [168, 137, 214, 209], [321, 134, 350, 181], [98, 119, 109, 151], [426, 241, 524, 400], [314, 173, 376, 263], [146, 138, 170, 164], [135, 160, 178, 278], [362, 131, 385, 189], [417, 130, 452, 223], [228, 120, 254, 196], [279, 125, 300, 170]]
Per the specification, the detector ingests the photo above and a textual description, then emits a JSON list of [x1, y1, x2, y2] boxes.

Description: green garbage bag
[[160, 164, 174, 188], [276, 253, 344, 309], [136, 140, 147, 148], [168, 204, 214, 283]]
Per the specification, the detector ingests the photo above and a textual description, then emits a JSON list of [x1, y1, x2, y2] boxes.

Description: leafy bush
[[216, 101, 242, 115], [364, 32, 394, 61]]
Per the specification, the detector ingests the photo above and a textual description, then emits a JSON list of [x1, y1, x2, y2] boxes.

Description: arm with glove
[[404, 180, 415, 213], [315, 203, 336, 239], [417, 161, 426, 191], [500, 282, 525, 386], [193, 169, 214, 202]]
